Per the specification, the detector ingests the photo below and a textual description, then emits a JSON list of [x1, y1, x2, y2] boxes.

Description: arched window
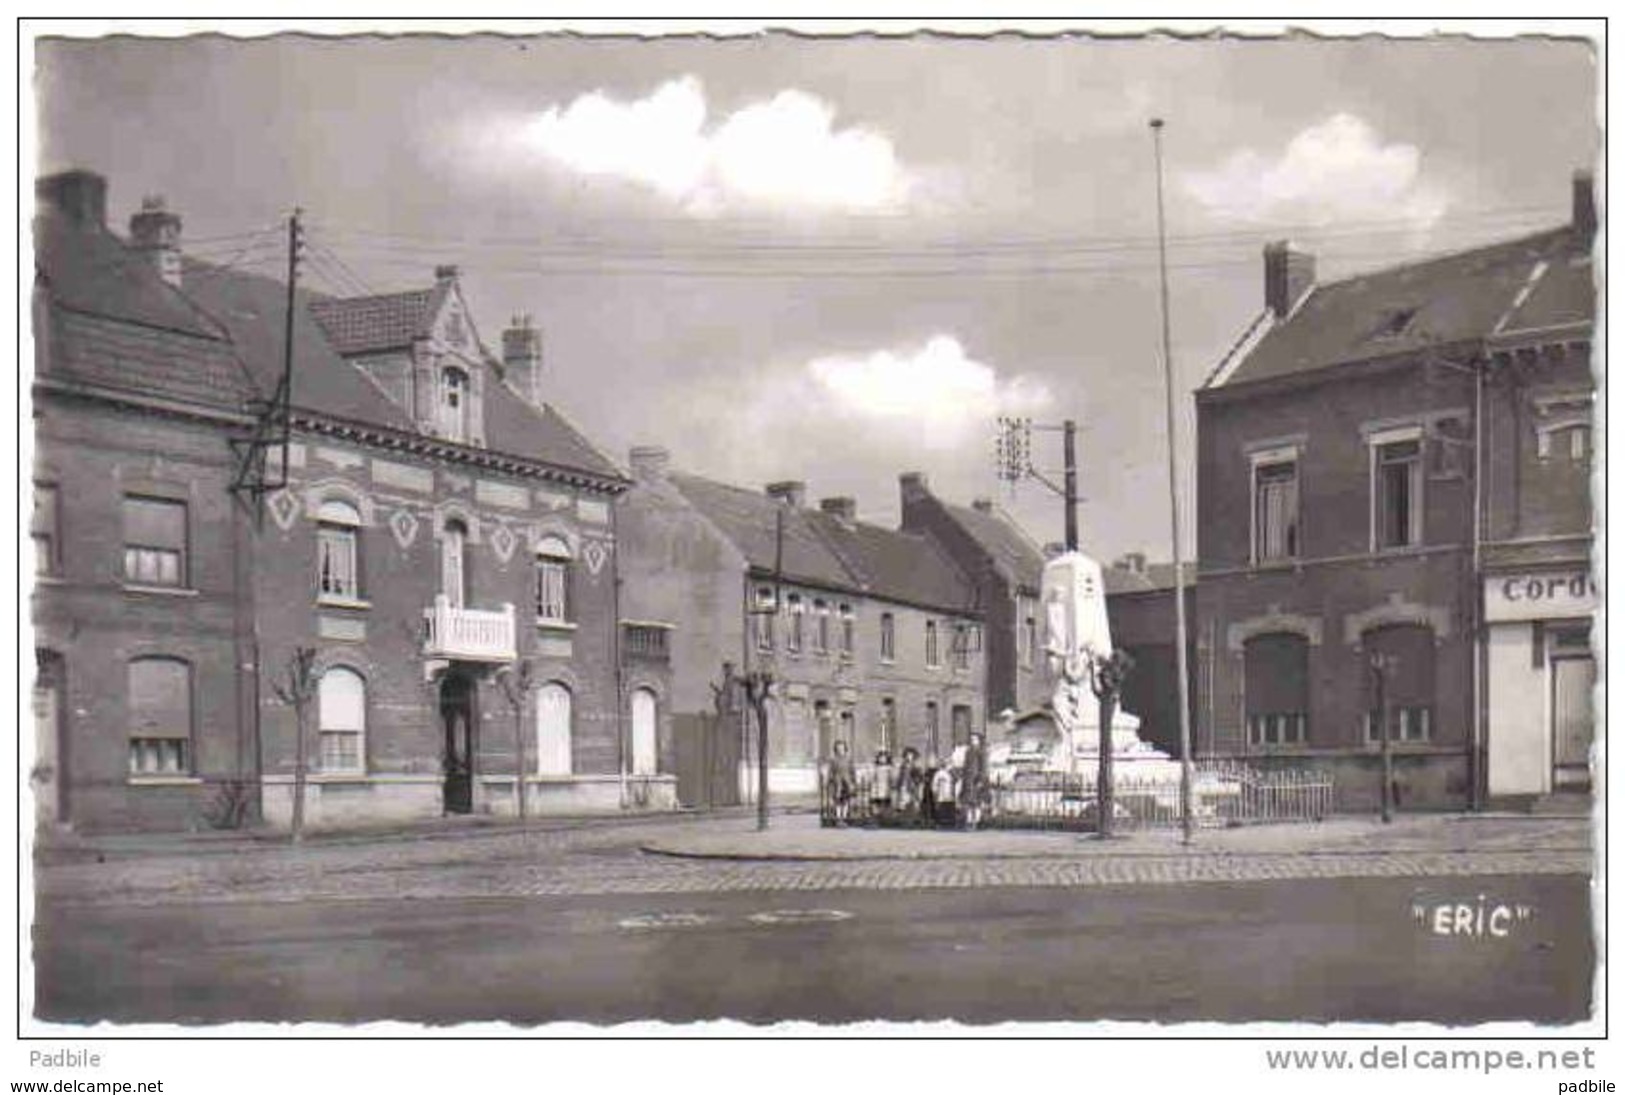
[[1244, 632, 1310, 746], [441, 519, 468, 608], [536, 682, 573, 776], [316, 499, 362, 601], [318, 667, 366, 774], [128, 657, 191, 775], [440, 366, 470, 442], [879, 612, 896, 662], [813, 600, 829, 654], [631, 687, 658, 776], [925, 620, 940, 668], [535, 535, 572, 623], [1363, 624, 1435, 743]]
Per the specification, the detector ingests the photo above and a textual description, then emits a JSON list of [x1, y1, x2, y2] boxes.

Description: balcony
[[423, 595, 517, 663]]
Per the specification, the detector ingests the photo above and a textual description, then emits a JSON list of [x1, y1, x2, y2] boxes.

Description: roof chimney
[[765, 481, 806, 508], [819, 496, 856, 521], [501, 313, 543, 407], [1572, 169, 1596, 240], [1264, 241, 1316, 318], [629, 445, 670, 481], [898, 471, 932, 508], [37, 169, 107, 229], [435, 264, 460, 283], [129, 195, 183, 288], [971, 497, 994, 513], [1113, 551, 1148, 575]]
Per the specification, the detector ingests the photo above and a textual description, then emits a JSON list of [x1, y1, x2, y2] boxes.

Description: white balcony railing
[[423, 595, 517, 663]]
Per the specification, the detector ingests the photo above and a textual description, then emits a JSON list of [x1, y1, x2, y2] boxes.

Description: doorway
[[1551, 653, 1595, 791], [440, 671, 477, 814]]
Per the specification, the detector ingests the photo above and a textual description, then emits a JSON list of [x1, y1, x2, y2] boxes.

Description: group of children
[[823, 734, 991, 830]]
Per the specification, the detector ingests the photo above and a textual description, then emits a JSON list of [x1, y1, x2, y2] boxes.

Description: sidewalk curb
[[637, 842, 1594, 864]]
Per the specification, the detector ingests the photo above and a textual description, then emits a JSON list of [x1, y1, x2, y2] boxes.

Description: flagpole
[[1151, 118, 1196, 845]]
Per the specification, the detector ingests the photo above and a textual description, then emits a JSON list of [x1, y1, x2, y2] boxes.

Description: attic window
[[1373, 308, 1418, 340]]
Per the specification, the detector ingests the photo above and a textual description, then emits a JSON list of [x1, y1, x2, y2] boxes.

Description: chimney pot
[[435, 264, 460, 282], [898, 471, 932, 508], [765, 480, 806, 508], [629, 445, 670, 481], [819, 496, 856, 520], [37, 169, 108, 229], [1572, 169, 1596, 239], [1264, 241, 1316, 319]]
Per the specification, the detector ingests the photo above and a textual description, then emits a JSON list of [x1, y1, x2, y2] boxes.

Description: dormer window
[[440, 366, 470, 442], [1371, 307, 1418, 340]]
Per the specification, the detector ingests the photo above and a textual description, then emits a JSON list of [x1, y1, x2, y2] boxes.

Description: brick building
[[1194, 172, 1596, 809], [617, 453, 986, 800], [32, 170, 669, 833], [897, 474, 1053, 721]]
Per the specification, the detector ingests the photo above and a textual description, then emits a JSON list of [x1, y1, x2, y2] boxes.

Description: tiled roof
[[667, 474, 853, 590], [941, 501, 1046, 591], [184, 262, 626, 483], [482, 383, 626, 483], [180, 257, 414, 430], [1218, 225, 1590, 388], [308, 286, 445, 355], [804, 511, 976, 615], [35, 209, 258, 411], [1104, 561, 1194, 595]]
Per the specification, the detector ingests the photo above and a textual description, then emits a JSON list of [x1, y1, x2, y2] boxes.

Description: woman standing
[[960, 732, 991, 831], [826, 740, 857, 827]]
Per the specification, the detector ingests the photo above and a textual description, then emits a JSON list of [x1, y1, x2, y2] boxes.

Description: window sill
[[128, 775, 203, 787], [123, 584, 199, 598], [535, 618, 578, 632], [310, 772, 369, 784], [317, 595, 372, 611]]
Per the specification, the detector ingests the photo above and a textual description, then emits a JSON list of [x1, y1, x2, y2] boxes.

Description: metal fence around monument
[[818, 760, 1333, 831]]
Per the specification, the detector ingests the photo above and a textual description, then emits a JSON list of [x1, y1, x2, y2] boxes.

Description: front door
[[1551, 655, 1595, 789], [441, 672, 477, 814]]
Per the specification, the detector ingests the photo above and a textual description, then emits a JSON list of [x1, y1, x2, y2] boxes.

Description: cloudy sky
[[32, 26, 1599, 562]]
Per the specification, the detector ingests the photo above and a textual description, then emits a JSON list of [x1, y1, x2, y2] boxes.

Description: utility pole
[[996, 416, 1079, 549], [1151, 118, 1196, 846], [1062, 419, 1079, 551]]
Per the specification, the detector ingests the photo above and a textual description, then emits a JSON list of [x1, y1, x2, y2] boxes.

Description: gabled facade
[[32, 169, 670, 833], [618, 452, 986, 800], [1194, 171, 1596, 809]]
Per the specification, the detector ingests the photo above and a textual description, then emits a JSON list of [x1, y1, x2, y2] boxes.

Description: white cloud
[[1182, 114, 1449, 227], [522, 76, 914, 213], [805, 336, 1051, 448]]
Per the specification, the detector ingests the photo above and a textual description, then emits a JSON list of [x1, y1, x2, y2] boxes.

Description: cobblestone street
[[33, 811, 1593, 907]]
